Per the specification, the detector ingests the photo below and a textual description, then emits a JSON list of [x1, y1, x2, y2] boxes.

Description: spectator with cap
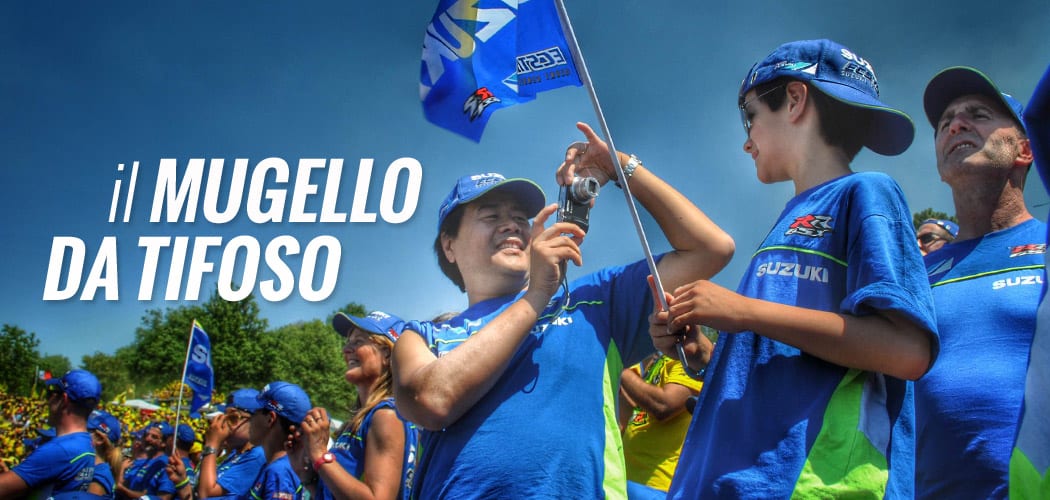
[[914, 66, 1045, 499], [162, 423, 198, 499], [117, 422, 175, 500], [392, 119, 734, 495], [296, 311, 418, 500], [87, 409, 124, 498], [120, 425, 151, 492], [248, 381, 311, 500], [916, 218, 958, 255], [660, 39, 938, 498], [185, 388, 266, 500], [0, 369, 102, 498]]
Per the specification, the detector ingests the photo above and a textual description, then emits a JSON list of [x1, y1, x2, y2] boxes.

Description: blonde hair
[[347, 335, 395, 434], [92, 430, 124, 474]]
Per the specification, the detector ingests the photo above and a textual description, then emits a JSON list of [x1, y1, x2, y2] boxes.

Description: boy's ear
[[785, 81, 809, 122]]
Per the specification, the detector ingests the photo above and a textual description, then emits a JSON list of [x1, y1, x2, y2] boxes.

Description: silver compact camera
[[558, 176, 599, 233]]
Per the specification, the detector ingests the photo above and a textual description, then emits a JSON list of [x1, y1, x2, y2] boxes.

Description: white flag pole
[[554, 0, 705, 376], [553, 0, 668, 311], [172, 320, 196, 456]]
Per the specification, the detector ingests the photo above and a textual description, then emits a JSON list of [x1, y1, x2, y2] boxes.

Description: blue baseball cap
[[153, 421, 174, 438], [88, 410, 123, 444], [920, 218, 959, 238], [176, 423, 196, 444], [739, 39, 915, 156], [131, 425, 150, 440], [923, 66, 1027, 135], [45, 369, 102, 406], [257, 381, 311, 424], [333, 310, 405, 343], [437, 173, 546, 232], [227, 388, 263, 413]]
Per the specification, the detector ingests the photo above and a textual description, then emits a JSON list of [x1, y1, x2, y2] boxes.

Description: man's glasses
[[44, 386, 63, 400], [739, 85, 784, 137], [918, 233, 951, 245]]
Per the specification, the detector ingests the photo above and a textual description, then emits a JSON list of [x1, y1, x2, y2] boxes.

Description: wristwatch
[[313, 452, 336, 472], [201, 446, 218, 458], [614, 154, 641, 188]]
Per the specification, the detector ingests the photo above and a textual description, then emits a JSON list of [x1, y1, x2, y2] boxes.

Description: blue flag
[[420, 0, 583, 141], [186, 322, 214, 415]]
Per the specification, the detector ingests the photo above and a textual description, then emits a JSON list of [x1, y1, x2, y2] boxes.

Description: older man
[[915, 66, 1045, 499]]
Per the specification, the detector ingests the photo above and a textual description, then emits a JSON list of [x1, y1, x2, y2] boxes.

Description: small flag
[[185, 322, 214, 415], [420, 0, 582, 141]]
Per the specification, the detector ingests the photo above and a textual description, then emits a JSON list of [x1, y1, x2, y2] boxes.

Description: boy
[[657, 39, 938, 498]]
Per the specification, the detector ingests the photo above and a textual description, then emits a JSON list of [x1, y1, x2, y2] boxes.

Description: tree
[[913, 208, 958, 230], [126, 289, 269, 394], [0, 324, 41, 396], [81, 350, 134, 402], [265, 319, 357, 422], [38, 354, 71, 380]]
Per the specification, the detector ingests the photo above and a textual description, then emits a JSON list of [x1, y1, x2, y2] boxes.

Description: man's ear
[[441, 233, 456, 264], [1014, 137, 1034, 167]]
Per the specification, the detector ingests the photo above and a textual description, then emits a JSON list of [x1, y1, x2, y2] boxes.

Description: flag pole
[[553, 0, 669, 312], [172, 320, 196, 456]]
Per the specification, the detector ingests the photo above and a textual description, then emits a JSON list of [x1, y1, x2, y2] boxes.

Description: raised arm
[[557, 122, 735, 294]]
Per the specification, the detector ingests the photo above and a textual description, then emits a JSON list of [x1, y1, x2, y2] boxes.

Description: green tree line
[[2, 292, 370, 421]]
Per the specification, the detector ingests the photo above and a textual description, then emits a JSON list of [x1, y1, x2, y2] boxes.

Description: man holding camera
[[392, 121, 734, 498]]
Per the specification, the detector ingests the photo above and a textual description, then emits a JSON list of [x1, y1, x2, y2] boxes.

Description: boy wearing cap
[[194, 389, 266, 499], [392, 121, 734, 497], [657, 39, 938, 498], [914, 66, 1045, 499], [916, 218, 958, 255], [0, 369, 101, 498], [248, 381, 311, 500]]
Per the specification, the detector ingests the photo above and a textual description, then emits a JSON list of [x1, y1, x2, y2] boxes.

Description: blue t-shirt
[[406, 257, 656, 498], [211, 446, 266, 499], [1013, 62, 1050, 499], [12, 431, 96, 498], [249, 454, 300, 500], [669, 173, 938, 499], [315, 399, 418, 500], [125, 454, 175, 496], [91, 461, 115, 497], [916, 218, 1046, 498]]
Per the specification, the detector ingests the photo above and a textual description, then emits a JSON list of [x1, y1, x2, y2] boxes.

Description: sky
[[3, 1, 1049, 366]]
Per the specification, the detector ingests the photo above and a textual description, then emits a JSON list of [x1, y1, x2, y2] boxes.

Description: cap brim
[[924, 66, 1023, 131], [465, 178, 547, 219], [810, 79, 915, 156], [333, 312, 401, 342]]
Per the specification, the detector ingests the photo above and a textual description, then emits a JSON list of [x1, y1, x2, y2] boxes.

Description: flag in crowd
[[420, 0, 582, 141], [184, 321, 214, 415]]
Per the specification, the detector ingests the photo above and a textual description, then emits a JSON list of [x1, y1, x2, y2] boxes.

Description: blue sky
[[3, 1, 1048, 366]]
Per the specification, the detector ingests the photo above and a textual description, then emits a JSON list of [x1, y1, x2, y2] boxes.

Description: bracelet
[[174, 477, 190, 489], [614, 154, 640, 188]]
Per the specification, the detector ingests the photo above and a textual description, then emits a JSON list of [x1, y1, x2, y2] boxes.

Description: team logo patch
[[463, 87, 500, 122], [1010, 243, 1046, 257], [786, 214, 833, 237]]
